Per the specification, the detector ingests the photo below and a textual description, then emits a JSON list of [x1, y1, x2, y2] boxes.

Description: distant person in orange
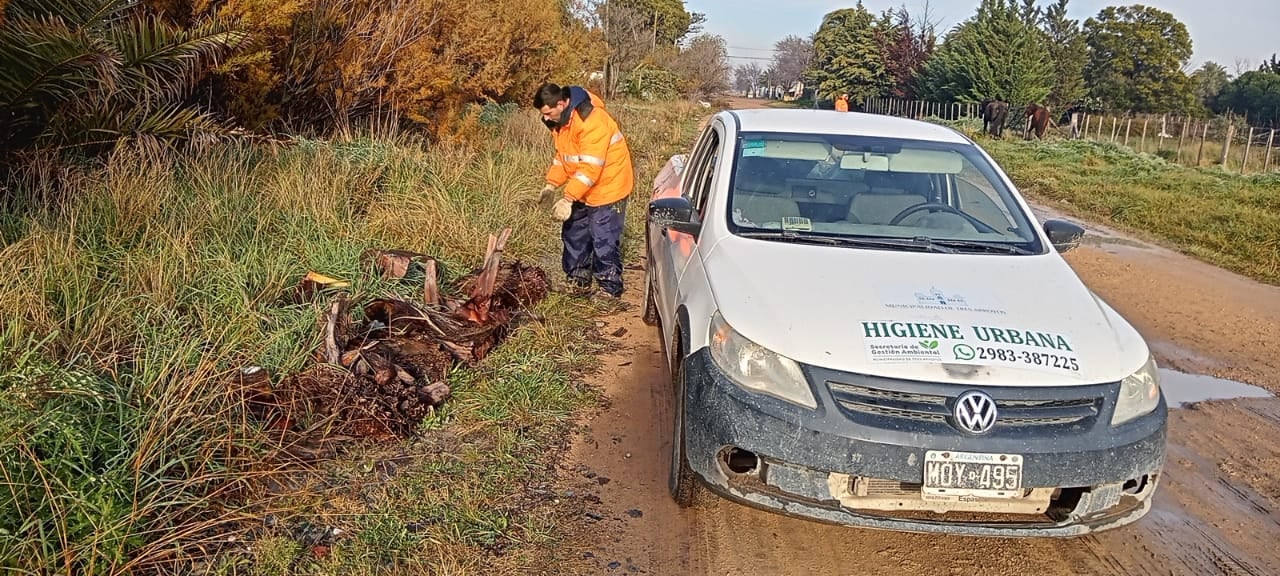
[[835, 94, 850, 112]]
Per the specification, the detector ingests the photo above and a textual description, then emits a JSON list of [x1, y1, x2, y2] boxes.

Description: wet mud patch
[[1161, 369, 1273, 408]]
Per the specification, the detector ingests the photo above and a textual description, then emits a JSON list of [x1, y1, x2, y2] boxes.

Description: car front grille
[[827, 380, 1102, 430]]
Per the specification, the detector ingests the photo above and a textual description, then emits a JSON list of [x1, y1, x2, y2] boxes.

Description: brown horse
[[1025, 104, 1051, 140]]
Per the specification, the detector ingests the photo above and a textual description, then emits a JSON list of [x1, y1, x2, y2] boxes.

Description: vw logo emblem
[[953, 391, 998, 434]]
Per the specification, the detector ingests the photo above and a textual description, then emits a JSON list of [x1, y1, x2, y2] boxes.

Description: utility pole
[[603, 0, 612, 97]]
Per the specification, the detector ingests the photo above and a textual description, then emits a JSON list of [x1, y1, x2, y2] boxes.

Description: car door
[[651, 123, 719, 332]]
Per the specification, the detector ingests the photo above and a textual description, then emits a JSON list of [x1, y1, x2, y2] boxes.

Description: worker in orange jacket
[[534, 82, 635, 298], [835, 94, 850, 112]]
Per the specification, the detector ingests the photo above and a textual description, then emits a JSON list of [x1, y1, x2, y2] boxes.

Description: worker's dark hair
[[533, 83, 571, 108]]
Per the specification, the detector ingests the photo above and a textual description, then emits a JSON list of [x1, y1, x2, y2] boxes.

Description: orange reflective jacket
[[835, 97, 849, 112], [545, 88, 634, 207]]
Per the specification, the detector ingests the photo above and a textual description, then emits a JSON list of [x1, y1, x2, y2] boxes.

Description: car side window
[[687, 129, 721, 220], [680, 127, 715, 201]]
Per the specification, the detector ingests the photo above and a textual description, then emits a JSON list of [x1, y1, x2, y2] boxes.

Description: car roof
[[722, 108, 972, 145]]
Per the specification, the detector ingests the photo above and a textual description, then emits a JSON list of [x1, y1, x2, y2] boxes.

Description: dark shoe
[[593, 288, 622, 299], [565, 276, 593, 296]]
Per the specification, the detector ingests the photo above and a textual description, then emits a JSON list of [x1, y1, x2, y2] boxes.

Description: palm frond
[[107, 16, 247, 105], [5, 0, 136, 30], [0, 15, 121, 147], [49, 96, 228, 147]]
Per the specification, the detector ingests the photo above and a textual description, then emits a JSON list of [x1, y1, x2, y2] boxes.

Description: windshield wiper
[[926, 239, 1037, 255], [738, 231, 957, 253]]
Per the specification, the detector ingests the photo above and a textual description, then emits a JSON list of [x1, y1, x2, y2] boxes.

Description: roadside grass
[[0, 99, 705, 574], [928, 117, 1280, 285]]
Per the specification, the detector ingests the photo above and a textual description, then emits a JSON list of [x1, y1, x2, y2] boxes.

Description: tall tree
[[1084, 5, 1195, 113], [1190, 61, 1230, 111], [609, 0, 694, 47], [1041, 0, 1086, 107], [1260, 54, 1280, 74], [735, 62, 763, 94], [917, 0, 1052, 104], [876, 4, 937, 100], [673, 33, 730, 98], [805, 3, 887, 102], [1215, 70, 1280, 127], [767, 34, 813, 89]]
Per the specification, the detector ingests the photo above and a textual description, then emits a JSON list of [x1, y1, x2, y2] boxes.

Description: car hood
[[702, 235, 1150, 387]]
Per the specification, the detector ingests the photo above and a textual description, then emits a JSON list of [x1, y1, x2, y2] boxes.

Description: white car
[[641, 108, 1166, 537]]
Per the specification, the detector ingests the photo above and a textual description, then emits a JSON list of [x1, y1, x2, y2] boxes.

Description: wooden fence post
[[1124, 118, 1132, 147], [1197, 124, 1209, 166], [1140, 118, 1149, 152], [1242, 127, 1255, 174], [1220, 124, 1234, 167], [1158, 115, 1168, 151], [1177, 118, 1189, 164], [1110, 117, 1118, 142], [1265, 129, 1276, 172], [1098, 115, 1105, 140]]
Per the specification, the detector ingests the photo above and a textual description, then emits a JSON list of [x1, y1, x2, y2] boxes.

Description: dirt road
[[550, 106, 1280, 576]]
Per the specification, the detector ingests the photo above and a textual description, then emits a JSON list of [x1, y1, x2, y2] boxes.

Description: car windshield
[[726, 131, 1043, 253]]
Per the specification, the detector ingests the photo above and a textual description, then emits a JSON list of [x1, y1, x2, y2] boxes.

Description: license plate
[[923, 450, 1023, 499]]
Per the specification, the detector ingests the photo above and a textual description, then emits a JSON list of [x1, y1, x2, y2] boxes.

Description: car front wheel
[[670, 348, 701, 507], [642, 263, 659, 326]]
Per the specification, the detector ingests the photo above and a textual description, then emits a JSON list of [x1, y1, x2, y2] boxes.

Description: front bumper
[[681, 348, 1167, 538]]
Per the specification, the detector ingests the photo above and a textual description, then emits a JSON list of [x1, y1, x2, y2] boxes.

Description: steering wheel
[[888, 202, 999, 234]]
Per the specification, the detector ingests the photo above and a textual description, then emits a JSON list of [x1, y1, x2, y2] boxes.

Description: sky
[[688, 0, 1278, 73]]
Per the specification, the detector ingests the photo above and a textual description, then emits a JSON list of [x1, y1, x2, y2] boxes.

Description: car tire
[[670, 350, 702, 507], [642, 264, 659, 326]]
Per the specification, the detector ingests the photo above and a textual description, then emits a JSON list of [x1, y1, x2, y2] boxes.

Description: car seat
[[848, 171, 930, 225]]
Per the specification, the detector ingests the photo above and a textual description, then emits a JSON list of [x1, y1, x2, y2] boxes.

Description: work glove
[[552, 197, 573, 222], [538, 184, 558, 210]]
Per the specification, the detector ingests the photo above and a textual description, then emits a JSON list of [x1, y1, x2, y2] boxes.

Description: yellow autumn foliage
[[143, 0, 602, 135]]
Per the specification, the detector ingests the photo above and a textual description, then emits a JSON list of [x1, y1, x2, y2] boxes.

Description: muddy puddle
[[1160, 368, 1273, 408]]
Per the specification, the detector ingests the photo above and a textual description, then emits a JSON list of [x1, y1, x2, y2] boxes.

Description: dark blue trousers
[[561, 197, 627, 296]]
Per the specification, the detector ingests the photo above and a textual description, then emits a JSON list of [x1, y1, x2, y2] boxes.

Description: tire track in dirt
[[554, 100, 1280, 575]]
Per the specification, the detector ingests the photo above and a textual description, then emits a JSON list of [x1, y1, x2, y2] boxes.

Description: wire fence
[[862, 96, 1280, 175]]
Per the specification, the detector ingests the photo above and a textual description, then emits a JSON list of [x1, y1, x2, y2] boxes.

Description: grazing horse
[[1025, 103, 1051, 139], [980, 99, 1010, 138]]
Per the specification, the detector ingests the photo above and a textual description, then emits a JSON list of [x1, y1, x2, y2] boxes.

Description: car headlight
[[1111, 354, 1161, 426], [708, 311, 817, 409]]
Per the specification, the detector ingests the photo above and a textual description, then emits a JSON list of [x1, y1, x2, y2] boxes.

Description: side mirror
[[649, 196, 702, 237], [1043, 218, 1085, 253]]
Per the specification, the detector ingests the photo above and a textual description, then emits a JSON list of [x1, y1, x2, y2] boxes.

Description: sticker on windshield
[[880, 286, 1007, 316], [861, 320, 1080, 374], [781, 217, 812, 231], [742, 139, 767, 157]]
